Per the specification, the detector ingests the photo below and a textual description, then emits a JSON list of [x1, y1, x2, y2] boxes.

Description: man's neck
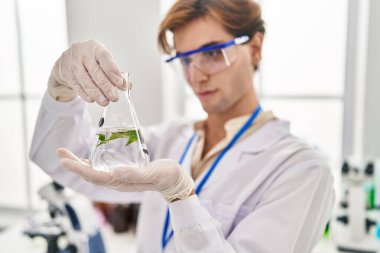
[[206, 91, 259, 133], [201, 91, 259, 158]]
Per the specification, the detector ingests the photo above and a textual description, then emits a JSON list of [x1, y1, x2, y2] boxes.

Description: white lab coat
[[30, 92, 335, 253]]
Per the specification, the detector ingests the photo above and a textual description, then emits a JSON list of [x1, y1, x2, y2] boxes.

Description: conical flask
[[90, 72, 149, 172]]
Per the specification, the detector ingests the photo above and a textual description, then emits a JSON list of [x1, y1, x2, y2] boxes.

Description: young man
[[30, 0, 335, 252]]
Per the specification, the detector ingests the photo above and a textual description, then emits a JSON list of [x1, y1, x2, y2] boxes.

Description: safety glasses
[[166, 36, 249, 81]]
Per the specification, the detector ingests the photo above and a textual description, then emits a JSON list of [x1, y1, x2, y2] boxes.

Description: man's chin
[[201, 103, 227, 115]]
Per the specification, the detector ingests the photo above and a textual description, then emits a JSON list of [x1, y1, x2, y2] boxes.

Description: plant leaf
[[125, 130, 138, 147], [96, 130, 139, 148], [98, 133, 106, 141], [109, 132, 130, 141]]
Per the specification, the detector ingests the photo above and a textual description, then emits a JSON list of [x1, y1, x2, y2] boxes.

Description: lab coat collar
[[191, 119, 290, 154], [188, 119, 291, 188], [240, 119, 290, 153]]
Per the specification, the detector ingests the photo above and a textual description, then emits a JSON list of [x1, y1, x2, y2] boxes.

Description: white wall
[[0, 0, 68, 211], [258, 0, 347, 171], [363, 0, 380, 158], [65, 0, 163, 125]]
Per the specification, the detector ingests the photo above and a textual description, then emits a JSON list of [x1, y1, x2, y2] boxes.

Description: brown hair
[[158, 0, 265, 54]]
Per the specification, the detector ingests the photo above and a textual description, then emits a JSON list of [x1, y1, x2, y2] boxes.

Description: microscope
[[23, 182, 106, 253], [334, 160, 377, 253]]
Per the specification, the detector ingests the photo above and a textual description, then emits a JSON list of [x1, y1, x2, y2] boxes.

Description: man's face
[[173, 16, 255, 114]]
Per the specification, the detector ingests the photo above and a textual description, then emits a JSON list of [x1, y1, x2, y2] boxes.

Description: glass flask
[[90, 72, 149, 172]]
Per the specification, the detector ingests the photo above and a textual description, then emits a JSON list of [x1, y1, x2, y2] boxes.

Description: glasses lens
[[168, 45, 239, 82], [167, 58, 191, 84], [200, 48, 229, 74]]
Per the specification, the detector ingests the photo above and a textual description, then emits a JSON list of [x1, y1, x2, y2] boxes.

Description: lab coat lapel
[[181, 134, 199, 177], [169, 125, 198, 176], [194, 120, 290, 190]]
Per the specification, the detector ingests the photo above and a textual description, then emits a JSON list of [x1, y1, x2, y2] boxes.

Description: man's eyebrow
[[176, 41, 222, 54]]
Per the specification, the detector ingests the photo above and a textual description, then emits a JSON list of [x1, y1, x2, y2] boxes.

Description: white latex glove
[[57, 148, 195, 203], [48, 40, 127, 105]]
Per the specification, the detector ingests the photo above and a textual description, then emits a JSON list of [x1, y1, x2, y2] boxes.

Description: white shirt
[[30, 92, 335, 253]]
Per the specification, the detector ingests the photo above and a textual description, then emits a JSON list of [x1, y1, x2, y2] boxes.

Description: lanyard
[[161, 105, 262, 251]]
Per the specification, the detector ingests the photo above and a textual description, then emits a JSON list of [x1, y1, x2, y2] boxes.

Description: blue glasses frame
[[165, 35, 250, 63]]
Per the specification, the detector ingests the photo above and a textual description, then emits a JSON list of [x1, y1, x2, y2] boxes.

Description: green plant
[[96, 130, 138, 147]]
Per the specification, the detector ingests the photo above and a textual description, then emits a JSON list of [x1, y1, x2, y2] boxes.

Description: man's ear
[[248, 32, 264, 70]]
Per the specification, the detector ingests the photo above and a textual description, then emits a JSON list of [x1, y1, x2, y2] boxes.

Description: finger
[[77, 86, 94, 103], [80, 158, 90, 163], [57, 148, 83, 162], [71, 51, 109, 106], [57, 148, 116, 185], [94, 44, 126, 90], [68, 74, 94, 103], [75, 66, 109, 106], [83, 57, 120, 102], [60, 48, 88, 101], [60, 157, 114, 185]]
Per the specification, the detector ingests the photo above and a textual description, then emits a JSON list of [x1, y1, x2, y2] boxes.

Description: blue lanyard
[[161, 105, 262, 251]]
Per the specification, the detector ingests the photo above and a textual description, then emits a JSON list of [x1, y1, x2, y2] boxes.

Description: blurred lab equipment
[[23, 182, 106, 253], [94, 202, 140, 233], [334, 159, 377, 253]]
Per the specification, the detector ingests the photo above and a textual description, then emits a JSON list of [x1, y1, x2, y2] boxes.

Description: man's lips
[[197, 90, 217, 98]]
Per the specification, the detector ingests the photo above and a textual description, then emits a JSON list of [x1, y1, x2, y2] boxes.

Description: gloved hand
[[48, 40, 127, 105], [57, 148, 195, 203]]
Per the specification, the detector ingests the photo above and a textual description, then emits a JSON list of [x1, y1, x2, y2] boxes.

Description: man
[[30, 0, 335, 252]]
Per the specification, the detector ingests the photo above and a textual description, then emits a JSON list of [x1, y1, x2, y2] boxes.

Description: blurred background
[[0, 0, 379, 252]]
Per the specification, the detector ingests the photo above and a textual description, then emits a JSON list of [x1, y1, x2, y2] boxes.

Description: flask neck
[[102, 90, 134, 129]]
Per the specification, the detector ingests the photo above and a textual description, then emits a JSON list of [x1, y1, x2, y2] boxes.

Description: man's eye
[[203, 50, 222, 58], [180, 57, 192, 66]]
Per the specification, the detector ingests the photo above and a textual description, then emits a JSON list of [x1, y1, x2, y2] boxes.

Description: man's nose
[[187, 64, 209, 83]]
